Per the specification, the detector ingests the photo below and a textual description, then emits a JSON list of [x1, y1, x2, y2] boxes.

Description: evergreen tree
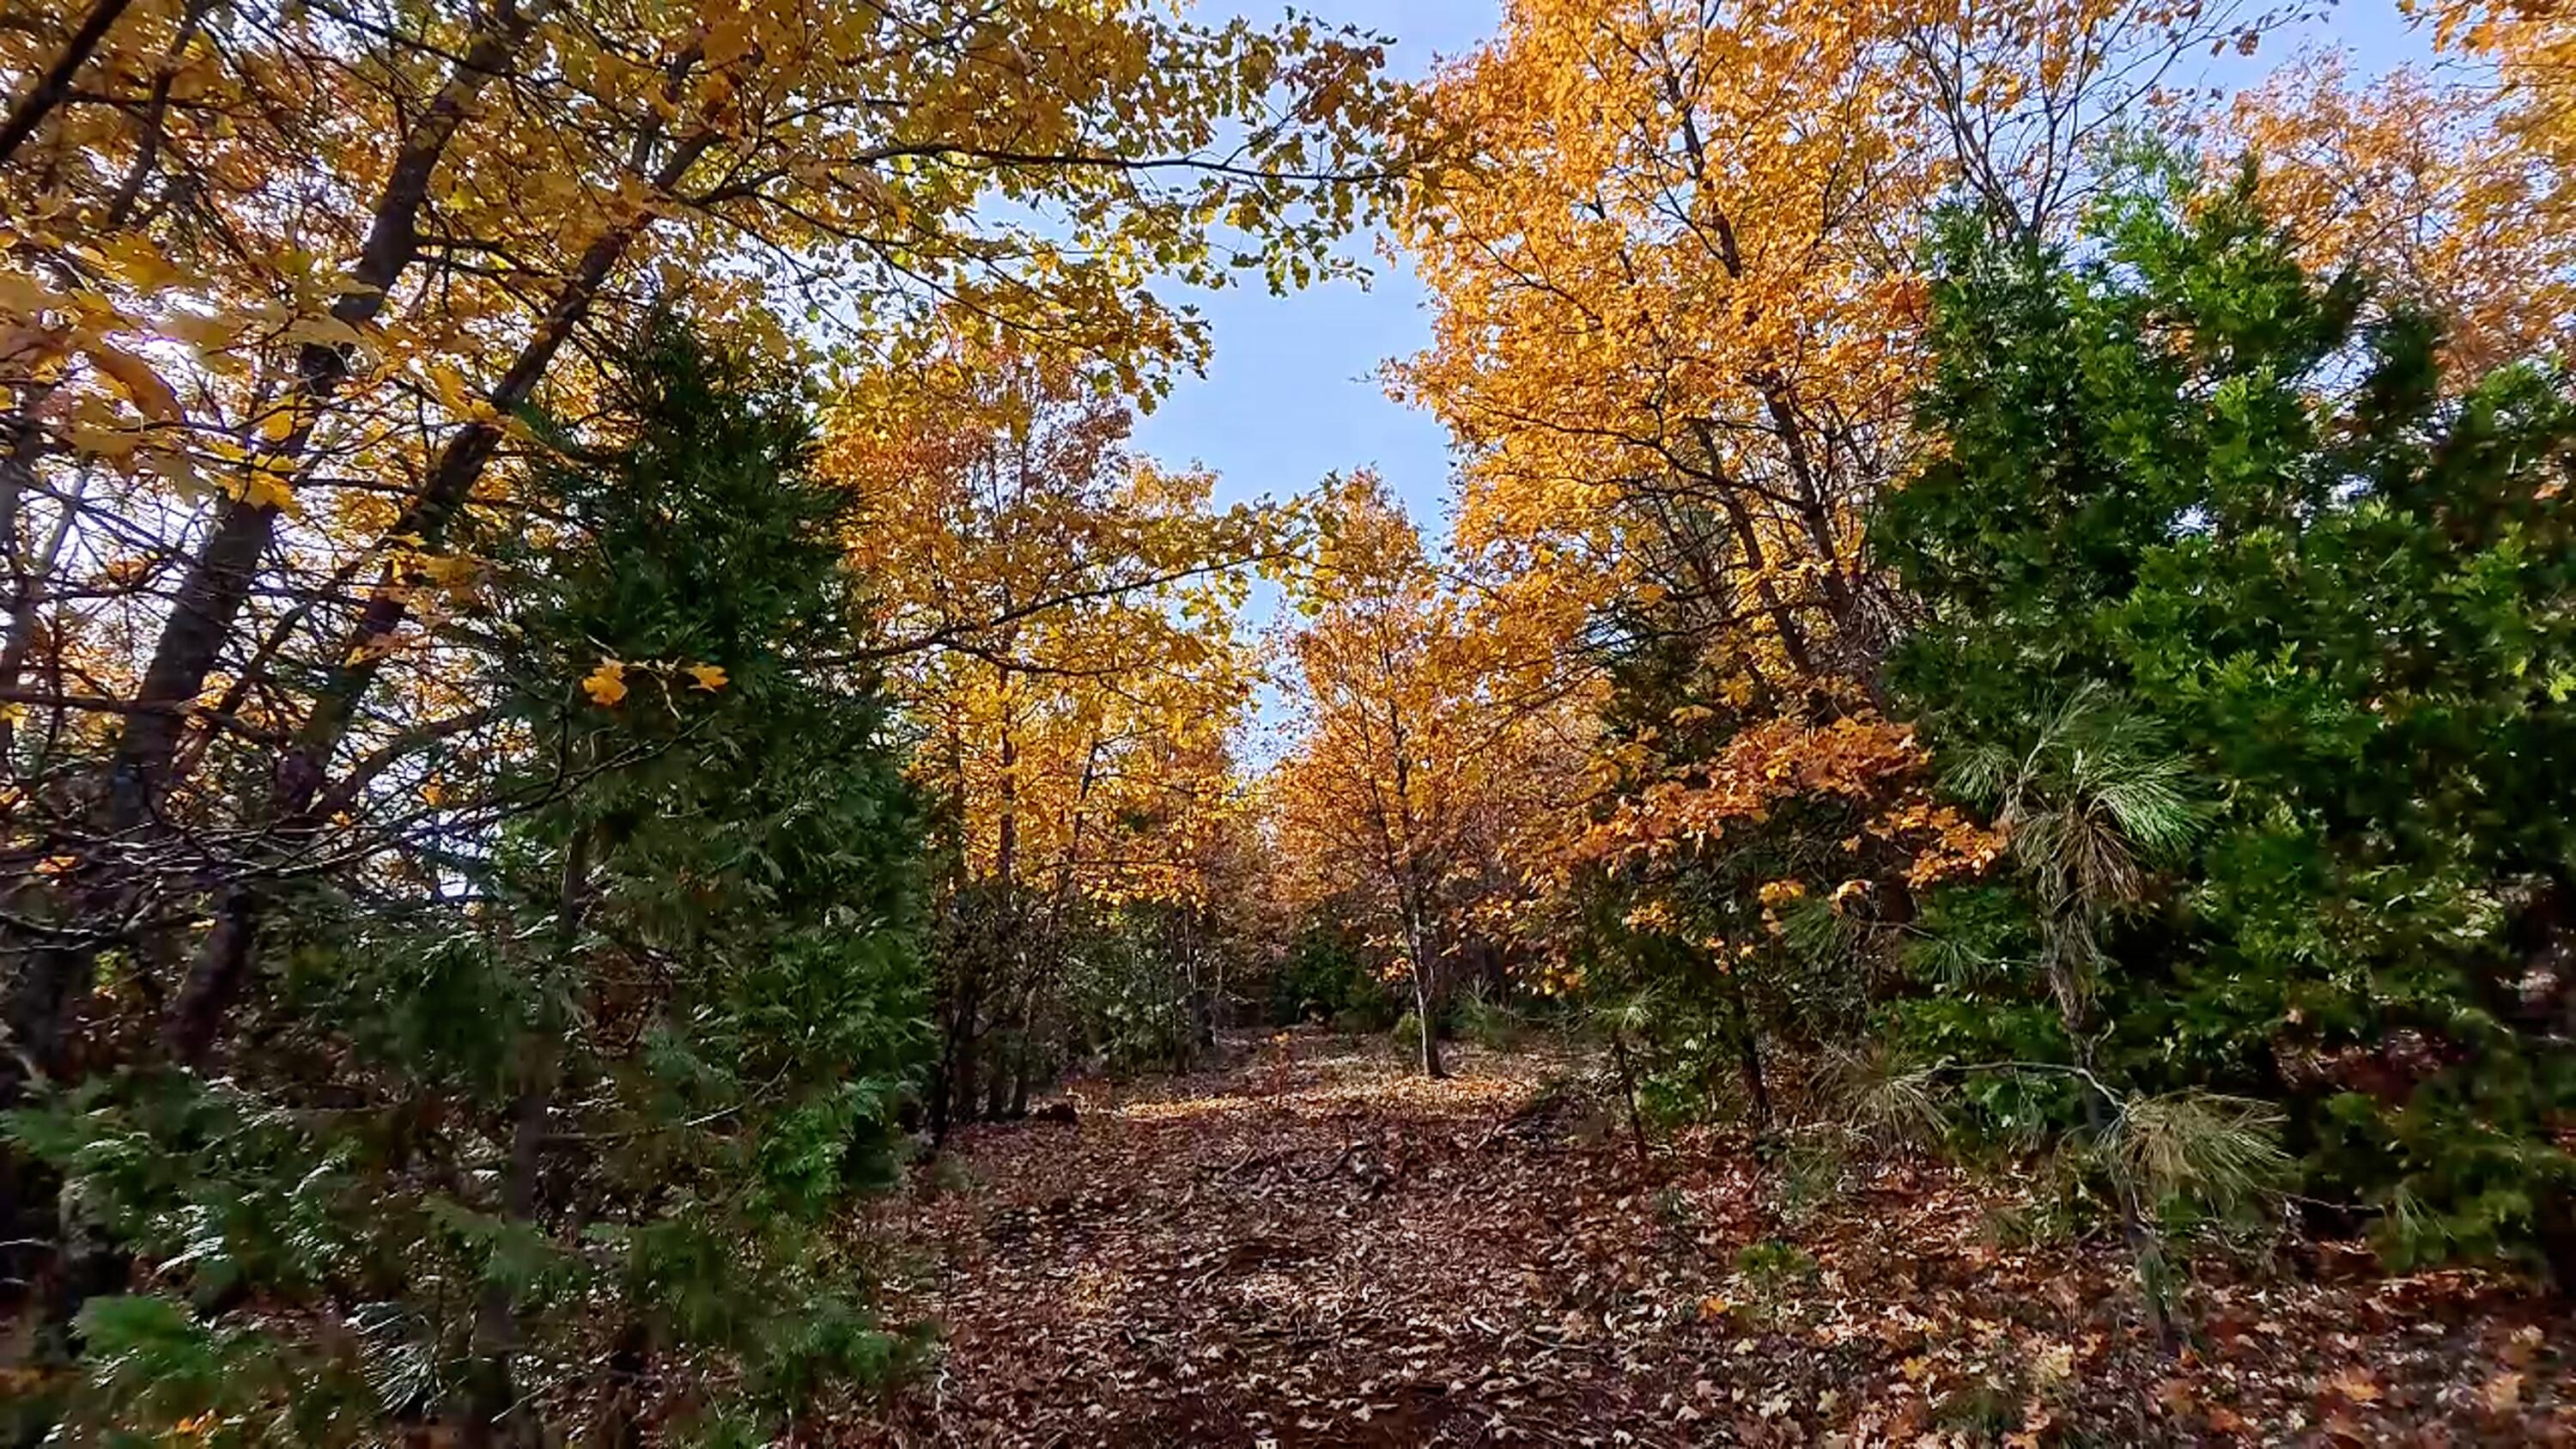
[[1880, 167, 2576, 1276], [6, 329, 929, 1444]]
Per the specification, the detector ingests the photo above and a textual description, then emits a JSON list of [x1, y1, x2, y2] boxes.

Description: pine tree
[[1880, 167, 2576, 1278]]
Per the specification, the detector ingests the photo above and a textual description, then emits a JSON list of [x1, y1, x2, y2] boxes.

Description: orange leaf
[[84, 343, 182, 423]]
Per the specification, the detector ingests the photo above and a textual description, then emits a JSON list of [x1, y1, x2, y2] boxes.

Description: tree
[[822, 335, 1267, 1127], [1394, 0, 2257, 704], [2221, 51, 2576, 380], [1267, 473, 1582, 1077], [1880, 167, 2576, 1277], [8, 327, 933, 1442]]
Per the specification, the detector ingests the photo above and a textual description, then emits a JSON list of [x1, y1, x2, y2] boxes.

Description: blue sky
[[1133, 1, 1500, 533], [1137, 0, 2439, 535]]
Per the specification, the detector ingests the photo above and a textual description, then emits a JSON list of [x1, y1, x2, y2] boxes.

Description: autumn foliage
[[5, 0, 2576, 1440]]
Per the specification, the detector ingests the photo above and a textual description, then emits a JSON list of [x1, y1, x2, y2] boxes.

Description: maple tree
[[1267, 473, 1586, 1077], [2221, 51, 2576, 379], [823, 334, 1270, 1127], [1393, 0, 2257, 705]]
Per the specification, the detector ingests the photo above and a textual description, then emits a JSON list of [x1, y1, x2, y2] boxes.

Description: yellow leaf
[[2327, 1368, 2382, 1404], [704, 15, 756, 68], [685, 662, 728, 692], [581, 660, 629, 707], [279, 312, 365, 350], [2484, 1369, 2524, 1414], [66, 421, 144, 462], [240, 470, 297, 513], [167, 312, 238, 354], [99, 234, 185, 292]]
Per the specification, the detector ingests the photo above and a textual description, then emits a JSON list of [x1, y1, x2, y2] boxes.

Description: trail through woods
[[862, 1033, 2575, 1446]]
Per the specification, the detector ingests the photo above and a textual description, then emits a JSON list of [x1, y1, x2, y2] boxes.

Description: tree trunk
[[102, 0, 544, 837], [146, 128, 712, 1068], [0, 0, 137, 167], [951, 1025, 977, 1130], [458, 820, 587, 1445], [1413, 970, 1444, 1079], [1725, 978, 1771, 1131], [1608, 1027, 1650, 1166], [2, 3, 545, 1098], [2079, 1075, 2173, 1349], [459, 1044, 556, 1449], [161, 884, 253, 1063], [928, 1007, 958, 1142]]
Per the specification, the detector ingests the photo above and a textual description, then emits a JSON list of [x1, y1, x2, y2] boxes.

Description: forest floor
[[857, 1030, 2574, 1446]]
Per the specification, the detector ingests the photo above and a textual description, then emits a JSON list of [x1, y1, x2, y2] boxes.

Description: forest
[[0, 0, 2572, 1442]]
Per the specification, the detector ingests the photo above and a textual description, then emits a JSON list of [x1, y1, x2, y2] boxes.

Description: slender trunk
[[976, 704, 1018, 1123], [0, 383, 50, 671], [946, 968, 982, 1132], [1608, 1028, 1650, 1166], [590, 1321, 650, 1449], [459, 823, 588, 1445], [104, 1, 544, 836], [100, 0, 212, 229], [0, 0, 137, 167], [0, 455, 82, 769], [1724, 977, 1771, 1131], [1710, 487, 1820, 681], [161, 883, 252, 1062], [3, 3, 545, 1101], [982, 1040, 1010, 1122], [460, 1044, 556, 1447], [2079, 1074, 2172, 1349], [928, 988, 960, 1142], [1410, 941, 1444, 1080], [1206, 913, 1226, 1050]]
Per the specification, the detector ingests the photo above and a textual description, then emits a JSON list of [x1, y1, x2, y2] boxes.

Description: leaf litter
[[848, 1032, 2574, 1446]]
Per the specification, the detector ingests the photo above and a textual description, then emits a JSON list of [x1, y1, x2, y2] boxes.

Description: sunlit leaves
[[823, 332, 1266, 910], [1267, 472, 1589, 1040]]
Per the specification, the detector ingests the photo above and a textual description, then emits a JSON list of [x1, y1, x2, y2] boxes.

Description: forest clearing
[[866, 1033, 2576, 1446]]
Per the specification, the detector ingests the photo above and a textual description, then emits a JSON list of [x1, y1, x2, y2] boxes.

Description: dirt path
[[857, 1032, 2573, 1446]]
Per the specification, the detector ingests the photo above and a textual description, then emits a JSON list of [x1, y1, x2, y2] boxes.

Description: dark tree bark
[[1413, 961, 1444, 1080], [0, 0, 137, 167], [0, 4, 547, 1102], [458, 822, 588, 1446], [105, 0, 544, 836]]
